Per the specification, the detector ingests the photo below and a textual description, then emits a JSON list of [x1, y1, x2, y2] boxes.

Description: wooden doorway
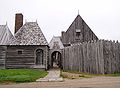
[[36, 49, 43, 65], [51, 51, 62, 68]]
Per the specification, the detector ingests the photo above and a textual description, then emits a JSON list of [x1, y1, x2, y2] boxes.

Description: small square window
[[18, 50, 22, 54], [76, 32, 80, 36], [76, 29, 81, 37]]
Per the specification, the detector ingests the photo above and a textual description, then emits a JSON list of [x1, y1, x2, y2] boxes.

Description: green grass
[[105, 73, 120, 77], [60, 73, 91, 79], [60, 74, 74, 79], [61, 70, 101, 76], [61, 70, 120, 77], [0, 69, 48, 83], [60, 70, 92, 79]]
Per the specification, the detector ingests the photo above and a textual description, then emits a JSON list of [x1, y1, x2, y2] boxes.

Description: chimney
[[14, 13, 23, 34], [61, 31, 65, 37]]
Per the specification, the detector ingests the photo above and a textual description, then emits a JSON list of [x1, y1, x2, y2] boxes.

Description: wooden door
[[36, 49, 43, 65]]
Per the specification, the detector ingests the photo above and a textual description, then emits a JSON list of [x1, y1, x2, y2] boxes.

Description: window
[[76, 29, 81, 37], [76, 32, 80, 36], [53, 42, 60, 49], [18, 50, 22, 54]]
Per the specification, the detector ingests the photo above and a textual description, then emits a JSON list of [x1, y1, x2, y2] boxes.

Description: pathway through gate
[[36, 68, 63, 82]]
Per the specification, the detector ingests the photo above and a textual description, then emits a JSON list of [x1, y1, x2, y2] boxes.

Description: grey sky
[[0, 0, 120, 42]]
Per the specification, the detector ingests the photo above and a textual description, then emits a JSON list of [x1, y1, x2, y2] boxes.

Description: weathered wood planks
[[62, 40, 120, 74], [0, 46, 7, 69]]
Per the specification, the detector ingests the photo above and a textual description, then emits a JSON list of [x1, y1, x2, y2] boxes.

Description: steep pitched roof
[[0, 24, 13, 45], [61, 14, 98, 44], [49, 36, 64, 49], [8, 22, 48, 45]]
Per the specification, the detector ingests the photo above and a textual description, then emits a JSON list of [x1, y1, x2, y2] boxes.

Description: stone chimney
[[61, 31, 65, 37], [14, 13, 23, 34]]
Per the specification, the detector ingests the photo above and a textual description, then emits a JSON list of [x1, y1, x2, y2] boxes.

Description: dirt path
[[0, 76, 120, 88]]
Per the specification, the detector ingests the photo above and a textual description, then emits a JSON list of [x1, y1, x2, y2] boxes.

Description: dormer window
[[76, 29, 81, 37], [53, 42, 60, 49]]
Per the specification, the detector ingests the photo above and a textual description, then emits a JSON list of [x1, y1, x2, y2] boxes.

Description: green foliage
[[0, 69, 48, 83]]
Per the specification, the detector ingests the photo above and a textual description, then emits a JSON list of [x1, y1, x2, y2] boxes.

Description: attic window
[[76, 29, 81, 37], [18, 50, 22, 54]]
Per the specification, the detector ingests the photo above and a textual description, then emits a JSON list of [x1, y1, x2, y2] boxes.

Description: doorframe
[[51, 50, 62, 68], [34, 48, 44, 65]]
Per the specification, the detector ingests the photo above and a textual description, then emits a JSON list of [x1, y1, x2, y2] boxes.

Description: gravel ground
[[0, 76, 120, 88]]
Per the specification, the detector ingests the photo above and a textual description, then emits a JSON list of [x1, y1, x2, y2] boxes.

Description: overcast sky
[[0, 0, 120, 42]]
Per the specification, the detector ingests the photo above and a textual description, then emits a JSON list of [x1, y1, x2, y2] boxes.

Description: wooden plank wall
[[61, 15, 98, 45], [6, 45, 48, 69], [62, 40, 120, 74], [0, 46, 7, 69]]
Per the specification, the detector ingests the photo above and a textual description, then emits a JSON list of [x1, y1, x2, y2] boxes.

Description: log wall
[[6, 45, 48, 69], [0, 46, 7, 69]]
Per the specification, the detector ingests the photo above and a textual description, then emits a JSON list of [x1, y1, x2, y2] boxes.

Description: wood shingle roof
[[8, 22, 48, 45], [0, 25, 13, 45], [49, 36, 64, 49]]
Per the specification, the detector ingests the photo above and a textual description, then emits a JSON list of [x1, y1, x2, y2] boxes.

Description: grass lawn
[[0, 69, 48, 83], [105, 73, 120, 76], [62, 70, 120, 77]]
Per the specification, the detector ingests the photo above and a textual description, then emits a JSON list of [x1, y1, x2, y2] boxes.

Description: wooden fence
[[62, 40, 120, 74]]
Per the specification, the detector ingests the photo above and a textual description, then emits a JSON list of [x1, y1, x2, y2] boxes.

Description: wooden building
[[49, 36, 64, 68], [0, 46, 7, 69], [61, 14, 98, 46], [6, 22, 49, 69], [0, 13, 49, 70], [0, 24, 13, 69], [0, 13, 100, 70], [0, 24, 13, 45]]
